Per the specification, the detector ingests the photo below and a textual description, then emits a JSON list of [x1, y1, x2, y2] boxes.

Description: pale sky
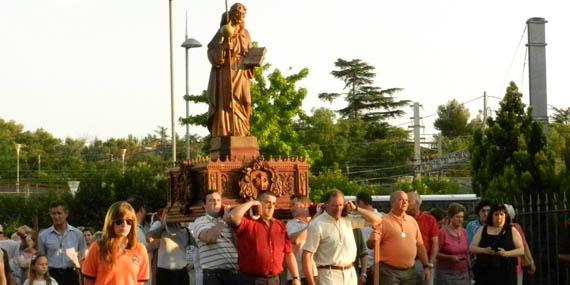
[[1, 0, 568, 142]]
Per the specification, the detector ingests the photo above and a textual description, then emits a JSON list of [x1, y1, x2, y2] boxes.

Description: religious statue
[[207, 3, 256, 137]]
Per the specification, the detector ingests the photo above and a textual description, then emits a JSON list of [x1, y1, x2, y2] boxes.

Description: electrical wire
[[496, 25, 528, 98]]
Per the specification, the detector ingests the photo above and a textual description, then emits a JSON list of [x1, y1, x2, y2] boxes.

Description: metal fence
[[0, 183, 67, 194], [507, 192, 570, 285]]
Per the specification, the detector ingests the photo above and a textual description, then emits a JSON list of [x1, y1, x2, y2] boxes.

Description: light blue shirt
[[137, 223, 148, 247], [466, 219, 482, 246], [38, 224, 87, 269]]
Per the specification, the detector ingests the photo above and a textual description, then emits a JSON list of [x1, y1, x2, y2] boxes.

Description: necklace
[[447, 225, 462, 243], [390, 212, 407, 238], [448, 225, 460, 236]]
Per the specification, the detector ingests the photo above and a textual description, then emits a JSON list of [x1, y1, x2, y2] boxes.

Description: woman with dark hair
[[436, 203, 470, 285], [466, 199, 492, 245], [82, 227, 95, 248], [469, 204, 524, 285], [81, 201, 149, 285]]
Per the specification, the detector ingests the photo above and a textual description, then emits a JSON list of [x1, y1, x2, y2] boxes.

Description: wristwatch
[[423, 263, 434, 269], [292, 276, 300, 280]]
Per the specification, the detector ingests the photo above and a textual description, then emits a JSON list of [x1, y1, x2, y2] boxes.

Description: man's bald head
[[390, 191, 409, 215], [406, 191, 422, 217]]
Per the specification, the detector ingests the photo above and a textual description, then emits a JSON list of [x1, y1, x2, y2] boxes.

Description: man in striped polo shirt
[[190, 190, 239, 285]]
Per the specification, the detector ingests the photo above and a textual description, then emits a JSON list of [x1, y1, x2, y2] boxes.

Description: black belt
[[203, 268, 239, 274]]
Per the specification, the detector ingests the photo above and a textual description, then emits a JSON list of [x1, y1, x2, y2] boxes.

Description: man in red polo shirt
[[406, 192, 438, 285], [229, 191, 301, 285]]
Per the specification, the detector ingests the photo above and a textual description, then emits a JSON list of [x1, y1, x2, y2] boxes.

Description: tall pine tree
[[470, 82, 559, 199], [319, 58, 409, 122]]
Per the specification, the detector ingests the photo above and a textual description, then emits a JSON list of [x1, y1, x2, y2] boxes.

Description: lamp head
[[181, 38, 202, 49]]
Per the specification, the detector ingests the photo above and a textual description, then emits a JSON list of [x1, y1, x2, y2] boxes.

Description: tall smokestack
[[526, 17, 548, 130]]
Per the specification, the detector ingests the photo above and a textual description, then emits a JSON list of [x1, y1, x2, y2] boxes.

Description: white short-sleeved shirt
[[302, 212, 366, 266], [148, 221, 188, 270], [286, 218, 317, 280]]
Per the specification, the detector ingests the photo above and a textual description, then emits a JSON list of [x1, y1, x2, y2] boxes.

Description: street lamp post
[[181, 14, 202, 160], [168, 0, 176, 166], [16, 144, 21, 193], [121, 148, 127, 174]]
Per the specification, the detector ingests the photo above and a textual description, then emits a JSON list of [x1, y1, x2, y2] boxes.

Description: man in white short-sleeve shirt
[[302, 190, 382, 285]]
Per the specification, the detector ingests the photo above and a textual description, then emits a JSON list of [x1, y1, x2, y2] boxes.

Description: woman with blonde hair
[[82, 201, 149, 285]]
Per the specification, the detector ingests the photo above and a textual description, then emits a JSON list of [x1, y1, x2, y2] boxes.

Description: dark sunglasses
[[113, 219, 134, 226]]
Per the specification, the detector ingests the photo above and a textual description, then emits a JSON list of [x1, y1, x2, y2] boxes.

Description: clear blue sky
[[0, 0, 568, 141]]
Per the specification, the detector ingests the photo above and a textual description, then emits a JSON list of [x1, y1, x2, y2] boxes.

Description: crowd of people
[[0, 190, 569, 285]]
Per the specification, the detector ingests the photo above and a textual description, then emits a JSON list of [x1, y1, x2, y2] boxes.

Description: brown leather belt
[[317, 264, 353, 271]]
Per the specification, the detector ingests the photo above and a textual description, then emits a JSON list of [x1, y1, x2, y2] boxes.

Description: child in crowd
[[23, 254, 58, 285]]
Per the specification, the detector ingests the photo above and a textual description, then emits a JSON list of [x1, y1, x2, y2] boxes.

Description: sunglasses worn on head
[[114, 219, 134, 226]]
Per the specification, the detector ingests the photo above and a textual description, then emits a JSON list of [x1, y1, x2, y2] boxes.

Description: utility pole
[[121, 149, 127, 174], [482, 91, 487, 128], [437, 135, 443, 158], [181, 13, 202, 160], [16, 144, 21, 193], [409, 102, 422, 174], [184, 13, 190, 161], [168, 0, 176, 165]]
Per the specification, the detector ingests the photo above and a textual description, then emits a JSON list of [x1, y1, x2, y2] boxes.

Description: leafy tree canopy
[[434, 99, 471, 138]]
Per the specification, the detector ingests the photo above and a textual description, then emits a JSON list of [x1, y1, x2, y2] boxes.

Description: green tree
[[250, 65, 313, 159], [434, 99, 471, 138], [551, 106, 570, 124], [396, 176, 463, 195], [297, 109, 413, 180], [470, 82, 559, 199], [308, 170, 379, 202], [319, 58, 409, 122], [179, 90, 209, 128]]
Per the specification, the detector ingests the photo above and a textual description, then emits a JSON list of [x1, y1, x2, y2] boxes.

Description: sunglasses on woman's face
[[114, 219, 134, 226]]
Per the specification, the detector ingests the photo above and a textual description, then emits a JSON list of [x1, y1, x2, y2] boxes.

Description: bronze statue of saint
[[207, 3, 253, 137]]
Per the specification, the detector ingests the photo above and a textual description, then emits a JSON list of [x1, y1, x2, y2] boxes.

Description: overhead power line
[[496, 25, 528, 98]]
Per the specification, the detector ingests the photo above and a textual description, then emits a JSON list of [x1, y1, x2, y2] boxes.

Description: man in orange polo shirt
[[368, 191, 432, 285]]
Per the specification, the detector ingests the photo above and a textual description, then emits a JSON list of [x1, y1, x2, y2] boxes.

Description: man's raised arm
[[228, 200, 261, 226]]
